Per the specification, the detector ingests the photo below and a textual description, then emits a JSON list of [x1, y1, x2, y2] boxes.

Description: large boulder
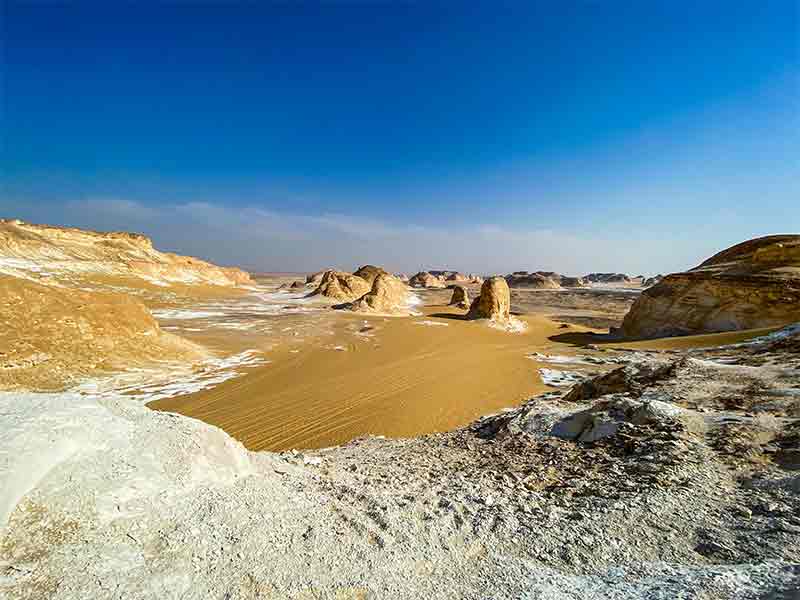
[[621, 235, 800, 339], [467, 277, 511, 322], [308, 270, 371, 302], [409, 271, 446, 288], [449, 285, 470, 309], [344, 273, 410, 315]]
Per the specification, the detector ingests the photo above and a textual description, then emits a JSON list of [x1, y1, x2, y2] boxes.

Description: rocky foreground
[[2, 325, 799, 598]]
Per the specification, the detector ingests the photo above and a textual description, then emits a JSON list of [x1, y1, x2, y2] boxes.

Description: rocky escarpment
[[0, 219, 251, 287], [622, 235, 800, 339]]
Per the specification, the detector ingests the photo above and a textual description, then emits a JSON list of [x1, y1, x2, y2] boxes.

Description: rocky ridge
[[0, 219, 251, 287]]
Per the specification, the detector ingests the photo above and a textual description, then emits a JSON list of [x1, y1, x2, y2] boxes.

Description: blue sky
[[1, 1, 798, 275]]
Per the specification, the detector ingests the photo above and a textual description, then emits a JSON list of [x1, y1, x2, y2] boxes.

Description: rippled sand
[[149, 296, 592, 451]]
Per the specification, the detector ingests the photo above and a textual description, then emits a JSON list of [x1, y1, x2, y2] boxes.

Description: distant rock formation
[[621, 235, 800, 339], [449, 285, 470, 309], [353, 264, 389, 287], [467, 277, 511, 322], [0, 219, 251, 287], [468, 274, 484, 284], [409, 271, 446, 288], [584, 273, 632, 284], [344, 273, 410, 315], [505, 272, 560, 289], [290, 281, 304, 289], [446, 272, 469, 282], [308, 270, 371, 302]]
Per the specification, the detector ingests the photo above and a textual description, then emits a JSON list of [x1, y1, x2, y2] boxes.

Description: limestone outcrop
[[584, 273, 632, 284], [446, 272, 469, 282], [621, 235, 800, 339], [344, 273, 410, 315], [0, 276, 202, 390], [505, 272, 560, 289], [467, 277, 511, 322], [353, 264, 389, 287], [308, 270, 371, 302], [449, 285, 470, 309], [409, 271, 446, 288], [0, 219, 251, 287]]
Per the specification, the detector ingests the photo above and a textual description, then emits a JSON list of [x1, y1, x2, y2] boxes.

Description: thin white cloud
[[10, 197, 694, 276]]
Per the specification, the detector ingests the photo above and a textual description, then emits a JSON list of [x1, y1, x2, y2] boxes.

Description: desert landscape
[[3, 3, 798, 598], [1, 220, 799, 599]]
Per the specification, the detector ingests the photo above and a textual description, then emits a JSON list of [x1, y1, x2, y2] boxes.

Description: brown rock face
[[449, 285, 470, 309], [467, 277, 511, 322], [409, 271, 446, 288], [308, 270, 371, 302], [345, 273, 410, 315], [353, 264, 389, 286], [446, 272, 469, 282], [621, 235, 800, 339]]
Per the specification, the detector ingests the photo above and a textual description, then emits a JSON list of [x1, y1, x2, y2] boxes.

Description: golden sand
[[150, 307, 589, 451]]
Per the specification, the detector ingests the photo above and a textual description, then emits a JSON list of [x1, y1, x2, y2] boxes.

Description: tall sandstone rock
[[467, 277, 511, 322], [621, 235, 800, 339]]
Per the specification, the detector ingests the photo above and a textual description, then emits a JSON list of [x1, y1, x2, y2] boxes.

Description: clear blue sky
[[1, 1, 798, 274]]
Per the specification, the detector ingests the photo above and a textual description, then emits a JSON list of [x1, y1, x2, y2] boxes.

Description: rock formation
[[290, 281, 304, 289], [0, 219, 251, 287], [505, 272, 560, 289], [306, 271, 326, 286], [584, 273, 632, 284], [467, 277, 511, 322], [0, 276, 202, 390], [642, 275, 663, 288], [308, 270, 371, 302], [409, 271, 446, 288], [353, 264, 389, 287], [621, 235, 800, 339], [344, 273, 410, 315], [448, 285, 470, 309], [446, 272, 469, 282]]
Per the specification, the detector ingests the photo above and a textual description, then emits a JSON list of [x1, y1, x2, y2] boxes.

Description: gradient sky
[[1, 1, 798, 275]]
